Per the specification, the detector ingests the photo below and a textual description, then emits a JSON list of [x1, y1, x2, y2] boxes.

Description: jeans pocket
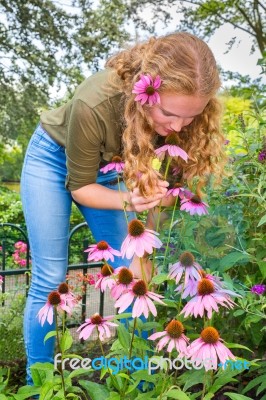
[[31, 126, 63, 153]]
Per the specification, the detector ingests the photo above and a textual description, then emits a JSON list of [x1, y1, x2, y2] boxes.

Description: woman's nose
[[170, 118, 185, 132]]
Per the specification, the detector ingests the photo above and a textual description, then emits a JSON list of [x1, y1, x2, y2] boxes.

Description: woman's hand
[[129, 180, 169, 212], [129, 255, 154, 283]]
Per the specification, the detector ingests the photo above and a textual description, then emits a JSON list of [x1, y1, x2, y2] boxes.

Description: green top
[[40, 69, 124, 191]]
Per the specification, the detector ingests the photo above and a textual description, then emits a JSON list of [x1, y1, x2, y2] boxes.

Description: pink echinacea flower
[[115, 279, 165, 318], [100, 156, 125, 174], [121, 219, 162, 259], [37, 291, 63, 326], [186, 326, 236, 370], [132, 74, 162, 105], [95, 263, 116, 292], [155, 132, 188, 161], [85, 240, 121, 262], [180, 278, 239, 319], [180, 195, 209, 216], [148, 319, 189, 354], [169, 251, 202, 285], [77, 313, 118, 341], [111, 267, 135, 300]]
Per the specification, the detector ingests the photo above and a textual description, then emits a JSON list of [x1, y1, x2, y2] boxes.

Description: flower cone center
[[191, 195, 202, 204], [48, 291, 61, 305], [118, 268, 133, 284], [174, 182, 182, 188], [128, 219, 145, 237], [58, 282, 69, 294], [146, 85, 155, 95], [166, 320, 184, 338], [165, 132, 179, 145], [199, 270, 207, 278], [90, 313, 103, 325], [179, 251, 195, 267], [96, 241, 109, 250], [198, 278, 215, 295], [101, 264, 114, 277], [132, 280, 147, 296], [201, 327, 219, 344], [112, 155, 122, 163]]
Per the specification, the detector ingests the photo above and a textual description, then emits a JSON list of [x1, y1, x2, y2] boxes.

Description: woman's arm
[[71, 180, 169, 212]]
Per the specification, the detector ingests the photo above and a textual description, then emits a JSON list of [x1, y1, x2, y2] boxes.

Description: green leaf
[[30, 362, 54, 386], [257, 214, 266, 227], [68, 367, 92, 379], [44, 330, 57, 343], [151, 273, 169, 284], [141, 322, 161, 331], [61, 329, 73, 352], [233, 310, 245, 317], [107, 392, 121, 399], [224, 393, 253, 400], [257, 261, 266, 279], [117, 323, 131, 350], [79, 380, 110, 400], [225, 343, 253, 353], [219, 252, 249, 272], [166, 389, 191, 399]]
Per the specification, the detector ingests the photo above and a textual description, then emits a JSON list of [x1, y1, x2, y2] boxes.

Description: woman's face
[[148, 93, 210, 137]]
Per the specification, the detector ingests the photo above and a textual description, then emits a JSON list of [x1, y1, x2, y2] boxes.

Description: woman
[[21, 31, 225, 385]]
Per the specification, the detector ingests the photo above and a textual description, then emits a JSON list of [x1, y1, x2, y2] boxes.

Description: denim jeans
[[21, 125, 135, 385]]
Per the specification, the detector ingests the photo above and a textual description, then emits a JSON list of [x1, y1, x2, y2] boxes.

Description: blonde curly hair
[[106, 32, 226, 197]]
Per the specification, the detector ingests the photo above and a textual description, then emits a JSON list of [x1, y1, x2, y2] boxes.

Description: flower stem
[[162, 196, 178, 269], [140, 257, 148, 286], [129, 317, 137, 359], [97, 327, 118, 391], [117, 175, 129, 225], [54, 306, 66, 398], [177, 281, 185, 314], [152, 156, 172, 277]]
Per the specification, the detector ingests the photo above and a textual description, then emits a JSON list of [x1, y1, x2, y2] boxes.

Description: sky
[[138, 4, 264, 83], [50, 1, 265, 99]]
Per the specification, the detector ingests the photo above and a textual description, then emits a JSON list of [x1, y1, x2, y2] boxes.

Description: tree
[[0, 0, 130, 145], [128, 0, 266, 56]]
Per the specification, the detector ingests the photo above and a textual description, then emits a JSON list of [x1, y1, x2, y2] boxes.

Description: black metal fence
[[0, 222, 106, 324]]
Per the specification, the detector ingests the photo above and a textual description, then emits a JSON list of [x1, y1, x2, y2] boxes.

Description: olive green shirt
[[40, 69, 124, 191]]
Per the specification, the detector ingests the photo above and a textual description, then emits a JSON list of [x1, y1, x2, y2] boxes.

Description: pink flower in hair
[[132, 74, 162, 105]]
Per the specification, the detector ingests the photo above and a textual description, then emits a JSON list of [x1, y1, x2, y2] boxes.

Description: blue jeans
[[21, 125, 135, 385]]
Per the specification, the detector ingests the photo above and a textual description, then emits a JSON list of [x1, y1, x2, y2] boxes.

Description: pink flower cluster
[[12, 241, 30, 267]]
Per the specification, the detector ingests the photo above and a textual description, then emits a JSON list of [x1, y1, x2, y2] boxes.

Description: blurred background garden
[[0, 1, 265, 399]]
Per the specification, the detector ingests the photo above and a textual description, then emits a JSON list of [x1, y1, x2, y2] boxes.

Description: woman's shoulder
[[73, 69, 122, 109]]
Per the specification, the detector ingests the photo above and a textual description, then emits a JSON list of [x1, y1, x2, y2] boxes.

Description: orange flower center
[[174, 182, 182, 188], [90, 313, 103, 325], [179, 251, 195, 267], [166, 320, 184, 339], [132, 280, 147, 296], [198, 278, 215, 295], [199, 270, 207, 278], [58, 282, 69, 294], [190, 195, 202, 204], [118, 268, 134, 284], [128, 219, 145, 237], [48, 291, 61, 305], [201, 327, 219, 344], [146, 85, 155, 95], [96, 241, 109, 250], [101, 264, 114, 277], [111, 155, 122, 163], [165, 132, 179, 145]]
